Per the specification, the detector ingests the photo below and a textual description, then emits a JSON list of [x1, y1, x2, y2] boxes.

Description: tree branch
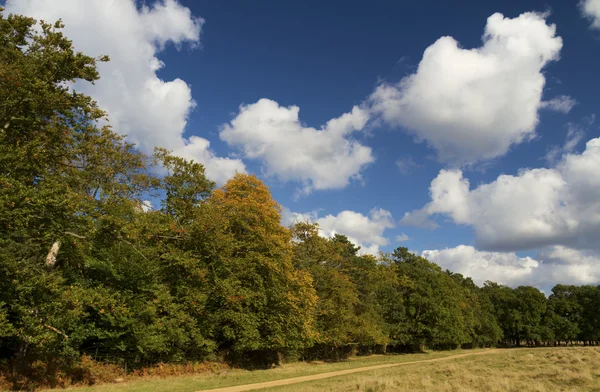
[[44, 324, 69, 339], [65, 231, 86, 239], [123, 239, 150, 262]]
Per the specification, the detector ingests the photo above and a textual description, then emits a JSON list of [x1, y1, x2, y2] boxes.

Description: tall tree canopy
[[205, 174, 317, 358]]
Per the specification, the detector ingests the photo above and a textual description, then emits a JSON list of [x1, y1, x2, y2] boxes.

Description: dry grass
[[269, 347, 600, 392], [38, 350, 485, 392], [37, 347, 600, 392], [0, 357, 230, 391]]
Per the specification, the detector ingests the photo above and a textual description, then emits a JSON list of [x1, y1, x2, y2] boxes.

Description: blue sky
[[5, 0, 600, 289]]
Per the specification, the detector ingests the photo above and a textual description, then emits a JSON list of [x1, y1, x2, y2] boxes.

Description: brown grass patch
[[0, 357, 228, 391], [268, 347, 600, 392]]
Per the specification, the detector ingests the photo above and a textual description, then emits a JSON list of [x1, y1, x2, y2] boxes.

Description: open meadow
[[267, 347, 600, 392], [41, 347, 600, 392]]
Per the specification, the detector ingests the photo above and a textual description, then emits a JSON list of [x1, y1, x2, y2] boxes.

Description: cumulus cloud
[[282, 207, 395, 255], [5, 0, 245, 184], [581, 0, 600, 29], [173, 137, 246, 185], [423, 246, 540, 286], [369, 12, 564, 166], [402, 138, 600, 252], [220, 99, 373, 194], [422, 245, 600, 289]]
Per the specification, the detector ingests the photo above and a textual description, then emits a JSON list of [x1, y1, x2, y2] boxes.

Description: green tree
[[546, 285, 581, 344], [291, 223, 361, 359], [155, 148, 214, 224], [0, 9, 214, 375], [573, 286, 600, 344], [447, 273, 502, 347], [389, 248, 472, 350], [0, 9, 153, 371], [482, 283, 547, 346]]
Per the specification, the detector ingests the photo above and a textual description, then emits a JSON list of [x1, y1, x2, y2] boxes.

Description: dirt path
[[198, 349, 501, 392]]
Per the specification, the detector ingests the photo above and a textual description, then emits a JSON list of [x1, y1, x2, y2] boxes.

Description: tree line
[[1, 9, 600, 386]]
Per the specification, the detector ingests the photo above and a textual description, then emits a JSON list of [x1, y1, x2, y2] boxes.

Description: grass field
[[270, 347, 600, 392], [42, 347, 600, 392]]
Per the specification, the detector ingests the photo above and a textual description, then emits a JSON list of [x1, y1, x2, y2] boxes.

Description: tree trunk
[[45, 240, 61, 266]]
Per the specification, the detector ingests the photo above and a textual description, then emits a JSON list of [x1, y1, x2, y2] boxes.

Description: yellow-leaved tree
[[205, 174, 317, 365]]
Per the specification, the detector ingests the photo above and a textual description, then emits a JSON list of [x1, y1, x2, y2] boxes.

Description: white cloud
[[423, 246, 539, 287], [281, 207, 320, 227], [369, 12, 564, 166], [396, 233, 410, 242], [581, 0, 600, 29], [536, 246, 600, 286], [283, 207, 395, 256], [540, 95, 577, 113], [422, 245, 600, 289], [402, 138, 600, 252], [317, 209, 395, 255], [220, 99, 373, 194], [141, 200, 153, 212], [173, 137, 246, 185], [399, 209, 438, 230], [545, 122, 586, 164], [5, 0, 245, 184], [564, 125, 586, 152]]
